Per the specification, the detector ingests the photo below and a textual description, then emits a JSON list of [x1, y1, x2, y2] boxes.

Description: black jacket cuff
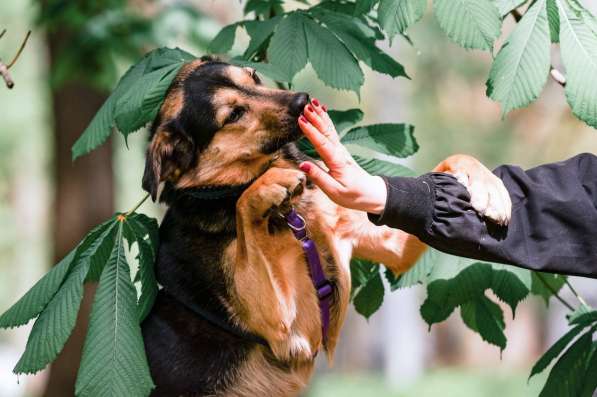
[[367, 174, 436, 235]]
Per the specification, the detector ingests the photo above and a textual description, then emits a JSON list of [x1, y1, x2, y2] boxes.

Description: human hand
[[297, 99, 387, 214]]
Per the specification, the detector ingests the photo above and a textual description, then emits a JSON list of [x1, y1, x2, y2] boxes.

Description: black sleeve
[[368, 153, 597, 279]]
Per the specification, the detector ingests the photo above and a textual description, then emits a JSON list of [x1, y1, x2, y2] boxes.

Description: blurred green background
[[0, 1, 596, 396]]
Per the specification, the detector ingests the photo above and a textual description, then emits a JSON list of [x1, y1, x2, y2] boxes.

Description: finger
[[299, 161, 343, 199], [298, 115, 341, 166], [303, 104, 327, 134]]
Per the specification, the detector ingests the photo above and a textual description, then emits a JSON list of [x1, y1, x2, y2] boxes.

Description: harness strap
[[285, 209, 333, 345]]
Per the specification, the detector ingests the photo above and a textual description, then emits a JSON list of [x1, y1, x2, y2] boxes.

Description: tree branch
[[509, 9, 566, 87], [0, 30, 32, 89], [536, 273, 576, 312]]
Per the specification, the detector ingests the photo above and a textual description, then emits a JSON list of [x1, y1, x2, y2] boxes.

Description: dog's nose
[[289, 92, 310, 117]]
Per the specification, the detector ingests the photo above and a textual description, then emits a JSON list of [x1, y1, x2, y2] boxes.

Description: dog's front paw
[[453, 170, 512, 226], [269, 332, 315, 365], [239, 168, 306, 219]]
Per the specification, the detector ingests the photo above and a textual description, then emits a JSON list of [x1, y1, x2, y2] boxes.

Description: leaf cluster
[[530, 305, 597, 396], [0, 213, 159, 396]]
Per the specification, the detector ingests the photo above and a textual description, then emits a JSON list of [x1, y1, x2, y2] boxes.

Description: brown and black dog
[[140, 57, 509, 396]]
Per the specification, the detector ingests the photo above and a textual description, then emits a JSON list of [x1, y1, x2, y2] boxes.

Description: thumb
[[299, 161, 343, 199]]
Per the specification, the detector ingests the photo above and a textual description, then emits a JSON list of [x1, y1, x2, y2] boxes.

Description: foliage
[[0, 211, 157, 396], [2, 1, 597, 396]]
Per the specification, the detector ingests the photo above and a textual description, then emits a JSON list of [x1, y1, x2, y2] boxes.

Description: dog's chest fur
[[142, 148, 351, 397]]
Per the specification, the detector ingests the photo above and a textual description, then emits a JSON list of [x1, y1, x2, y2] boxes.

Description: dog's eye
[[226, 107, 246, 124]]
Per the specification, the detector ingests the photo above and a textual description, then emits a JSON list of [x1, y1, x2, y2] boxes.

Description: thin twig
[[7, 30, 31, 69], [1, 30, 32, 89], [564, 279, 588, 307], [509, 9, 566, 87], [536, 272, 575, 312], [124, 193, 151, 217]]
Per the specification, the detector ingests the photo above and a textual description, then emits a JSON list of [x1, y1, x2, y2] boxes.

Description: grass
[[306, 367, 547, 397]]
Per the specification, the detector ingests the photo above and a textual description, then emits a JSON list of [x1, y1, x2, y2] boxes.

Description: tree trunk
[[41, 33, 114, 397]]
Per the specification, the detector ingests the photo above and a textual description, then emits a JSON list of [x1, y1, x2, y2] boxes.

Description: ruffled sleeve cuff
[[367, 172, 472, 237]]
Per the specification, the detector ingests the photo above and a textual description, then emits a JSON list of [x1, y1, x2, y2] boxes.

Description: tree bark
[[41, 32, 114, 397]]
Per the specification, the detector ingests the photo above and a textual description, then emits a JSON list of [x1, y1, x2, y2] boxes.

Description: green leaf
[[13, 259, 88, 374], [493, 0, 528, 17], [319, 10, 408, 78], [539, 329, 594, 397], [354, 0, 379, 15], [124, 216, 158, 322], [267, 13, 309, 82], [243, 17, 282, 60], [353, 155, 416, 176], [568, 309, 597, 327], [421, 262, 530, 350], [580, 343, 597, 397], [328, 108, 364, 134], [13, 219, 119, 375], [76, 222, 154, 397], [486, 0, 551, 116], [208, 23, 238, 54], [460, 295, 507, 350], [378, 0, 427, 39], [546, 0, 560, 42], [71, 47, 195, 160], [341, 124, 418, 157], [434, 0, 501, 50], [530, 323, 587, 379], [353, 268, 384, 319], [557, 0, 597, 128], [531, 272, 566, 306], [114, 63, 183, 138], [244, 0, 284, 18], [230, 58, 292, 83], [385, 247, 437, 290], [0, 250, 75, 329], [490, 266, 530, 315], [350, 259, 379, 295], [303, 17, 365, 93]]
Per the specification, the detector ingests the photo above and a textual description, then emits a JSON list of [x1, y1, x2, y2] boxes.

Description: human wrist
[[363, 175, 387, 214]]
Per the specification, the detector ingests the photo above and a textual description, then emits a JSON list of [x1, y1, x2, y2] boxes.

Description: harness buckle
[[316, 281, 333, 300]]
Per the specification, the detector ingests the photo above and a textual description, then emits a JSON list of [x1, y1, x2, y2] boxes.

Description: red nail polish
[[299, 115, 307, 123], [322, 104, 328, 112], [312, 98, 320, 107], [307, 105, 314, 113], [299, 162, 311, 172]]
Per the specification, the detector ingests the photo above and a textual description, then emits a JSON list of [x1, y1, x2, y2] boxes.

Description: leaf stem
[[7, 30, 31, 69], [564, 279, 588, 307], [536, 273, 575, 312], [125, 193, 150, 217]]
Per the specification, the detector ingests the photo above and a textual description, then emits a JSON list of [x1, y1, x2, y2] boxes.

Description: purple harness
[[285, 209, 333, 344]]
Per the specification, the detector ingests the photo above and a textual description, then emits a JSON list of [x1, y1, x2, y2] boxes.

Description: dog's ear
[[142, 120, 194, 201]]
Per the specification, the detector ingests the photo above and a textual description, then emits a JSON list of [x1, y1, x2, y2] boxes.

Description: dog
[[140, 56, 510, 396]]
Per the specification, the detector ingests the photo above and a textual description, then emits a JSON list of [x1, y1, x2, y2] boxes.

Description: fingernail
[[322, 104, 328, 112], [299, 162, 311, 172], [299, 115, 307, 123], [307, 105, 314, 113], [312, 98, 320, 107]]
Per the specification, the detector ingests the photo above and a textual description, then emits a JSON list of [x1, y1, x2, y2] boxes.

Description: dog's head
[[142, 57, 309, 201]]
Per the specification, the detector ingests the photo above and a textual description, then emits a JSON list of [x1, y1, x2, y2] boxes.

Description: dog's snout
[[289, 92, 310, 117]]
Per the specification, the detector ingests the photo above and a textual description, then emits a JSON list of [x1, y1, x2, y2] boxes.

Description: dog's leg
[[232, 167, 317, 363]]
